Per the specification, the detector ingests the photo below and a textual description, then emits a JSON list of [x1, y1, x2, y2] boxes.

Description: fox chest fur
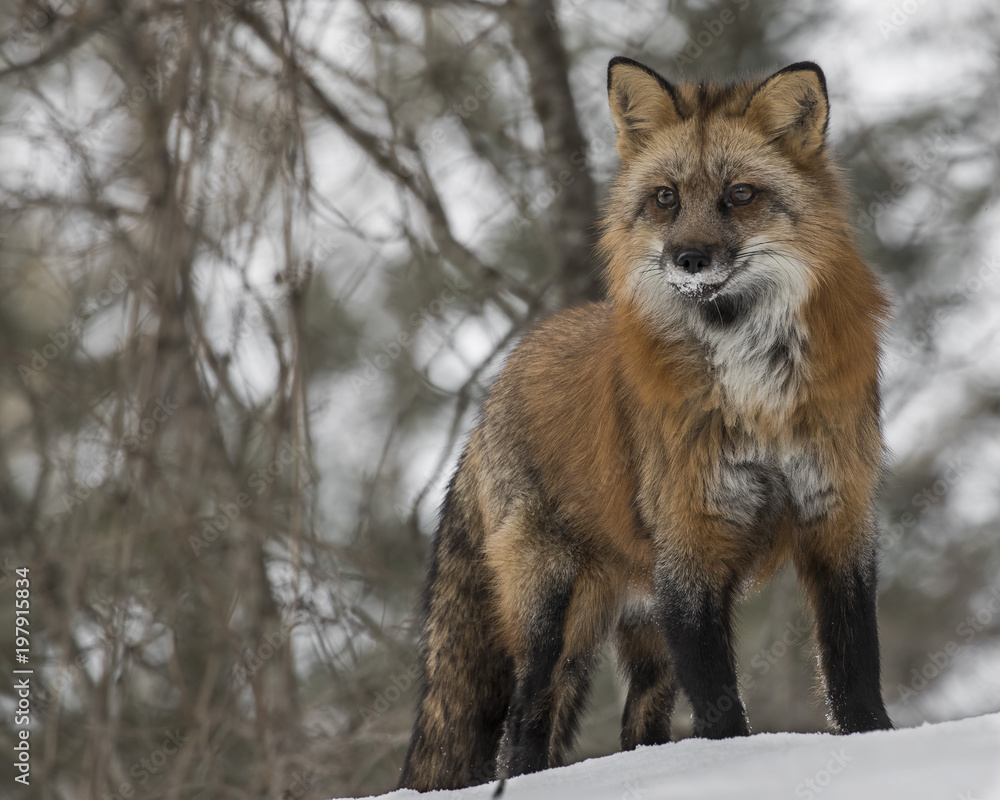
[[677, 293, 828, 534], [688, 316, 840, 529]]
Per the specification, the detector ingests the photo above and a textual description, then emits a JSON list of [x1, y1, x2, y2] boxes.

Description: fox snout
[[661, 244, 737, 299]]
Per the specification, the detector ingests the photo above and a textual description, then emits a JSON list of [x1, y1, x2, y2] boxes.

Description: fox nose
[[676, 249, 711, 274]]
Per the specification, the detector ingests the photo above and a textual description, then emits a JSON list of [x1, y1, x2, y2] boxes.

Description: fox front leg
[[657, 576, 750, 739], [796, 542, 893, 734]]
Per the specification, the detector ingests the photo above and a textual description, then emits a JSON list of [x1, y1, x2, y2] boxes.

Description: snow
[[340, 713, 1000, 800], [668, 270, 723, 300]]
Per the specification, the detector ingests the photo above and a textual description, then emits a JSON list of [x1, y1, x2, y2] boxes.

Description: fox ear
[[608, 56, 682, 158], [744, 62, 829, 158]]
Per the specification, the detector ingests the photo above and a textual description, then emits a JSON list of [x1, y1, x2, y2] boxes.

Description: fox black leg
[[796, 549, 892, 733], [548, 652, 597, 766], [506, 582, 574, 778], [616, 615, 676, 750], [657, 579, 749, 739]]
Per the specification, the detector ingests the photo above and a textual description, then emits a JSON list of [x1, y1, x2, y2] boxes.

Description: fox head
[[600, 57, 854, 335]]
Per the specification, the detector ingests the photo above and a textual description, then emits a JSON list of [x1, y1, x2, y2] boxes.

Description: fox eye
[[726, 184, 756, 206], [653, 186, 678, 209]]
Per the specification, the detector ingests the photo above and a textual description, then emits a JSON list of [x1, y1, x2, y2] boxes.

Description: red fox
[[399, 56, 893, 792]]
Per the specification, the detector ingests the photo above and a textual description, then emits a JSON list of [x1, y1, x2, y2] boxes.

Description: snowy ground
[[344, 713, 1000, 800]]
